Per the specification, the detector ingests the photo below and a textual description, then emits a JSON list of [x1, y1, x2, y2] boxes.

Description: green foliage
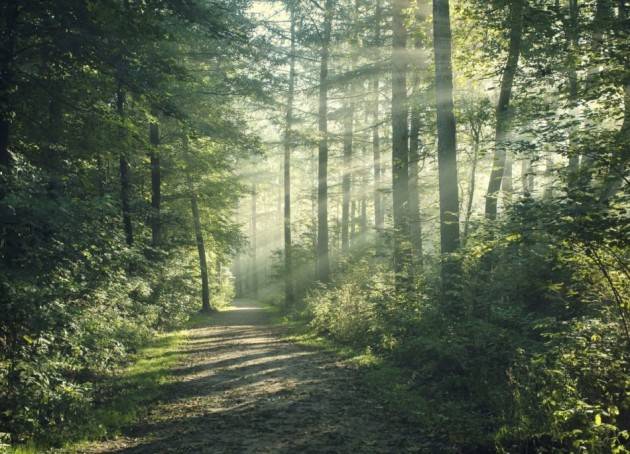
[[298, 193, 630, 451]]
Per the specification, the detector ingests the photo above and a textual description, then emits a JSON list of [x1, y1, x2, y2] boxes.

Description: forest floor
[[72, 299, 431, 453]]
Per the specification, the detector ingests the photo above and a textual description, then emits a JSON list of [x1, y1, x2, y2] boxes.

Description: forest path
[[81, 299, 428, 453]]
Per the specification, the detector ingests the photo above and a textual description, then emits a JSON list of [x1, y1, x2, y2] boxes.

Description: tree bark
[[371, 0, 384, 232], [341, 93, 353, 253], [149, 120, 161, 247], [184, 137, 212, 312], [565, 0, 581, 178], [599, 1, 629, 201], [433, 0, 461, 256], [392, 0, 411, 285], [117, 82, 133, 246], [463, 131, 480, 245], [190, 179, 212, 313], [0, 0, 18, 170], [408, 7, 425, 268], [317, 0, 333, 283], [284, 4, 296, 306], [251, 183, 258, 296], [484, 0, 525, 220]]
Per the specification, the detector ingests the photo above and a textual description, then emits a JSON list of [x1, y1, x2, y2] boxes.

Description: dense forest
[[0, 0, 629, 452]]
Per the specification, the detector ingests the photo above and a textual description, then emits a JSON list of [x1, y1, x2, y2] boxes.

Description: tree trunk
[[503, 151, 513, 206], [599, 1, 629, 201], [408, 10, 425, 268], [341, 92, 353, 253], [149, 120, 161, 247], [317, 0, 333, 283], [251, 183, 258, 296], [484, 0, 525, 220], [392, 0, 411, 286], [190, 181, 212, 313], [463, 133, 480, 245], [433, 0, 461, 257], [565, 0, 581, 178], [521, 155, 534, 196], [284, 5, 296, 306], [184, 137, 212, 312], [117, 83, 133, 246], [543, 151, 554, 200], [360, 140, 368, 235], [0, 0, 18, 170], [372, 0, 384, 232]]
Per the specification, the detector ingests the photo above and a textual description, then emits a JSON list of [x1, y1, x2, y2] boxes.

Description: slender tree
[[341, 89, 354, 253], [433, 0, 461, 258], [284, 3, 297, 305], [0, 0, 18, 170], [251, 183, 258, 296], [317, 0, 334, 282], [184, 137, 212, 313], [408, 3, 426, 267], [117, 80, 134, 246], [484, 0, 525, 220], [372, 0, 384, 231], [392, 0, 411, 285], [149, 119, 161, 247]]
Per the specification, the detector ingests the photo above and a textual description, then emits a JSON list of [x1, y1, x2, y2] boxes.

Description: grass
[[4, 325, 190, 454]]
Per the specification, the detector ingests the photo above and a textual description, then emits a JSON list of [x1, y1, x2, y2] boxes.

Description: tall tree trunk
[[408, 8, 425, 268], [317, 0, 333, 283], [251, 183, 258, 296], [360, 139, 368, 235], [185, 137, 212, 312], [234, 200, 242, 297], [392, 0, 411, 286], [341, 92, 353, 253], [284, 5, 296, 306], [599, 1, 629, 201], [408, 102, 423, 266], [372, 0, 384, 232], [484, 0, 525, 220], [117, 82, 133, 246], [503, 152, 513, 205], [0, 0, 18, 170], [149, 120, 161, 247], [190, 179, 212, 313], [565, 0, 581, 178], [433, 0, 461, 257], [463, 132, 480, 245]]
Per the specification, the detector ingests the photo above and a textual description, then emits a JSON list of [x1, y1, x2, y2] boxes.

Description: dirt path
[[82, 300, 429, 453]]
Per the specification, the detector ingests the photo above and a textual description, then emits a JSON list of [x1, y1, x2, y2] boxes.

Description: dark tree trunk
[[117, 84, 133, 246], [485, 0, 525, 220], [392, 0, 411, 286], [284, 5, 296, 306], [408, 103, 423, 266], [463, 132, 480, 245], [433, 0, 461, 256], [599, 1, 629, 201], [0, 0, 18, 170], [183, 134, 212, 312], [190, 180, 212, 313], [149, 120, 161, 247], [408, 13, 425, 268], [317, 0, 333, 283]]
